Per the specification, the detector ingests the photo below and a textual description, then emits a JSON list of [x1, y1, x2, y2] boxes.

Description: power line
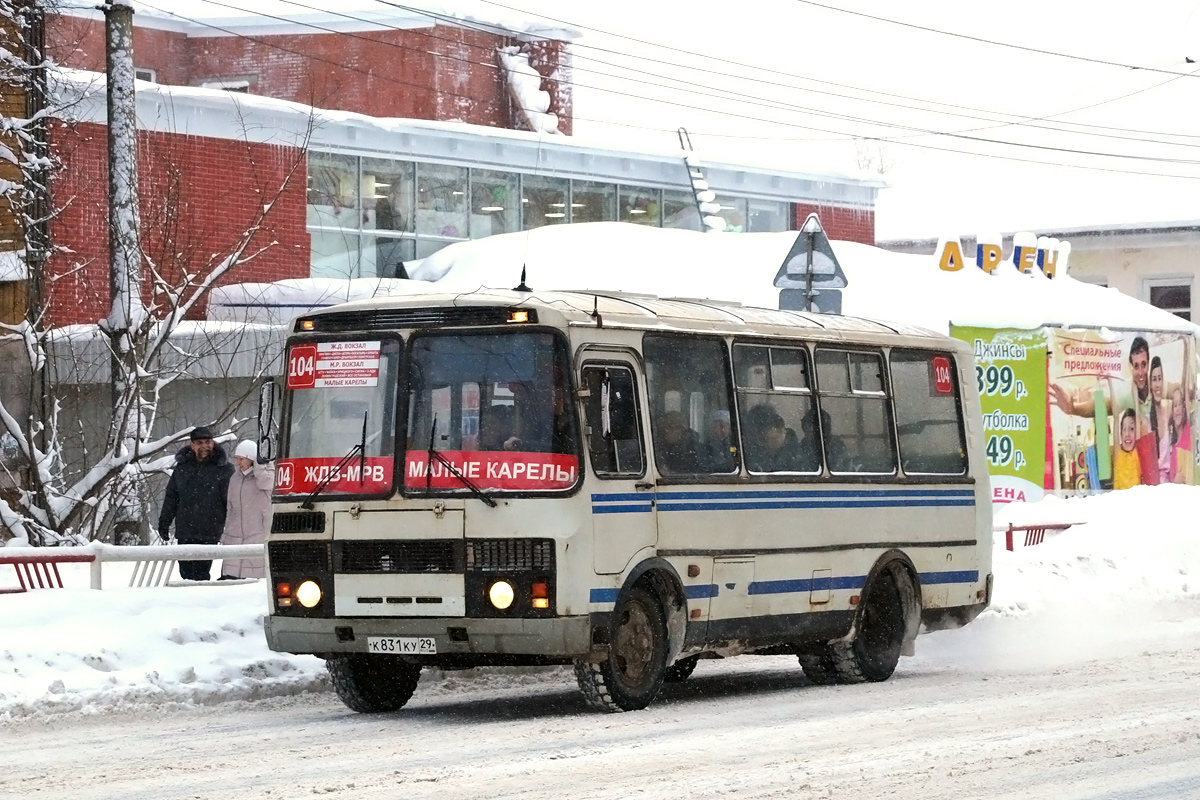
[[791, 0, 1200, 78], [117, 2, 1200, 179], [469, 0, 1200, 143]]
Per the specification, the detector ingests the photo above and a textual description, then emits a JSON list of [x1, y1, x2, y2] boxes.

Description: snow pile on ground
[[2, 486, 1199, 720]]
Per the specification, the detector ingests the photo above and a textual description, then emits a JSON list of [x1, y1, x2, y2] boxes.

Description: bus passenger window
[[582, 365, 644, 477], [644, 335, 737, 476], [734, 344, 821, 474], [815, 349, 897, 474], [890, 351, 968, 475]]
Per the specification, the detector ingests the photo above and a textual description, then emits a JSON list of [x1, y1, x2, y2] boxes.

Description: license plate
[[366, 636, 437, 655]]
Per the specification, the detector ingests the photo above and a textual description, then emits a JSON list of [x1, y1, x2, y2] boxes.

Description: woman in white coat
[[220, 440, 274, 580]]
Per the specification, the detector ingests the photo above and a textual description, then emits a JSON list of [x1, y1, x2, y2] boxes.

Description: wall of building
[[45, 16, 573, 132], [1066, 242, 1198, 320], [794, 202, 874, 245], [0, 1, 30, 326], [46, 121, 310, 326]]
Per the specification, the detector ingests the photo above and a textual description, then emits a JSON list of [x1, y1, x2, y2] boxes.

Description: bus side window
[[890, 350, 968, 475], [582, 365, 645, 477], [644, 334, 737, 476], [733, 343, 821, 475], [815, 348, 898, 475]]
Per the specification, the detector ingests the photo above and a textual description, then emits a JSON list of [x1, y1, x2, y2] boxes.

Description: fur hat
[[189, 426, 215, 441], [234, 440, 258, 461]]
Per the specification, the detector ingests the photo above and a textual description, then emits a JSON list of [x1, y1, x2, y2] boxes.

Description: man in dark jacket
[[158, 426, 234, 581]]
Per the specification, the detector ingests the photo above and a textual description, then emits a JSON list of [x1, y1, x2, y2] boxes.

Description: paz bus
[[260, 288, 992, 713]]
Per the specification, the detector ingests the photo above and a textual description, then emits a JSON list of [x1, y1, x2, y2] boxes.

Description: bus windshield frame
[[400, 328, 582, 499], [276, 334, 403, 501]]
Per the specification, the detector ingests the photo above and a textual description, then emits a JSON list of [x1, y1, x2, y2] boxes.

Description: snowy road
[[5, 632, 1200, 800]]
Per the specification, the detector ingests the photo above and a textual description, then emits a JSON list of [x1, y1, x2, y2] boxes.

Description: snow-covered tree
[[0, 5, 309, 545]]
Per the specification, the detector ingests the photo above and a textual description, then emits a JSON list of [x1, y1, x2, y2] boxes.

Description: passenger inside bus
[[703, 409, 737, 472], [657, 410, 703, 473], [744, 403, 812, 472], [501, 381, 574, 454], [802, 406, 849, 472], [478, 405, 514, 451]]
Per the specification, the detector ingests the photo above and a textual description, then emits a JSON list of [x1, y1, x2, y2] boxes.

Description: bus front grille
[[336, 540, 462, 574], [466, 539, 554, 573], [268, 541, 332, 573], [271, 511, 326, 534]]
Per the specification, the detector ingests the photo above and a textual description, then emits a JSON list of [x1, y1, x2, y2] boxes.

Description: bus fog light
[[532, 597, 549, 609], [489, 581, 515, 610], [296, 580, 322, 608]]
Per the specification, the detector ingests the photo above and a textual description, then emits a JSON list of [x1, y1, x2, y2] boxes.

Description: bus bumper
[[265, 614, 594, 659]]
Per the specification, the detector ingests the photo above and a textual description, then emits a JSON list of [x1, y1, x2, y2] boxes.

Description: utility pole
[[103, 1, 143, 424]]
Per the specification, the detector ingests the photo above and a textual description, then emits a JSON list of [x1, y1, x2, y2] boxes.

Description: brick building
[[34, 3, 881, 327]]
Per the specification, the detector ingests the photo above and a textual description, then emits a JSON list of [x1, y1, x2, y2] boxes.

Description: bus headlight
[[488, 580, 515, 610], [296, 580, 322, 608]]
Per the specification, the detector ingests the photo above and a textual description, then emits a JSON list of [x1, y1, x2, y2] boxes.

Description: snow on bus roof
[[409, 222, 1200, 336]]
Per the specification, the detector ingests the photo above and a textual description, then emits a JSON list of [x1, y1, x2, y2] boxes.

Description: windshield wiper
[[301, 411, 368, 510], [425, 415, 497, 508]]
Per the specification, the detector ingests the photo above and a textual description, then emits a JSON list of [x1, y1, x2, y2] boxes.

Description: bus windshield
[[278, 338, 401, 497], [404, 331, 579, 493]]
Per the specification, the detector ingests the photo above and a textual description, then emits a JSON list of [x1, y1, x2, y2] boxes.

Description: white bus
[[262, 289, 993, 713]]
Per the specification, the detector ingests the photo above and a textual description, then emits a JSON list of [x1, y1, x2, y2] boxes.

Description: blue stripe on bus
[[592, 571, 979, 603], [591, 488, 975, 514], [919, 570, 979, 585], [658, 498, 974, 512], [749, 575, 865, 595], [592, 503, 653, 514]]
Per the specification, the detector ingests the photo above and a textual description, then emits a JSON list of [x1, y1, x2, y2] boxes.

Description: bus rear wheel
[[574, 585, 669, 711], [838, 566, 911, 683], [327, 654, 422, 713]]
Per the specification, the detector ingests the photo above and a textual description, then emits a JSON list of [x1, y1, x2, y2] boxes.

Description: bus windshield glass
[[278, 339, 401, 497], [404, 331, 579, 493]]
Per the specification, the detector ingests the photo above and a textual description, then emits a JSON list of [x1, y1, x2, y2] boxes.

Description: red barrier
[[0, 551, 96, 594], [1003, 523, 1076, 552]]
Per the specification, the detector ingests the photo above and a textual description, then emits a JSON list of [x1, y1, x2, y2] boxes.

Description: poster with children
[[1047, 329, 1198, 491]]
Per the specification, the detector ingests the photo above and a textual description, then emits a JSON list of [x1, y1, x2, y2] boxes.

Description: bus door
[[580, 358, 657, 575]]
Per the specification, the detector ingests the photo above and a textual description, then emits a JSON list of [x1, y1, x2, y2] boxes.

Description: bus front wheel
[[327, 654, 422, 713], [574, 584, 669, 711]]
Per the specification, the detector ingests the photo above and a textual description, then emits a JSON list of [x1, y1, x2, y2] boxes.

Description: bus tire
[[797, 647, 841, 685], [664, 654, 700, 683], [834, 565, 911, 684], [574, 584, 669, 711], [327, 654, 422, 713]]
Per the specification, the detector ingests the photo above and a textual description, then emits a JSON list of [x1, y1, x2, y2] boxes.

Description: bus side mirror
[[601, 371, 638, 441], [257, 378, 278, 463]]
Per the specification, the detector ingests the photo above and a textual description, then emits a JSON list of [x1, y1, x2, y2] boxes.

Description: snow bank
[[3, 486, 1199, 720], [409, 222, 1198, 335]]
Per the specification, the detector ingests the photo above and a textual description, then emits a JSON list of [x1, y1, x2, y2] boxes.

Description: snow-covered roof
[[48, 68, 883, 200], [59, 0, 581, 42], [405, 222, 1200, 335]]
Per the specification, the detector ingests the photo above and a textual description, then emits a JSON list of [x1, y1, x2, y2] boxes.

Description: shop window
[[310, 229, 361, 279], [135, 67, 156, 82], [416, 163, 468, 239], [1147, 280, 1191, 321], [619, 186, 661, 226], [363, 159, 414, 235], [471, 170, 520, 238], [307, 153, 359, 230], [748, 200, 789, 232], [814, 348, 896, 474], [663, 189, 700, 230], [643, 334, 737, 476], [571, 181, 617, 224], [522, 175, 569, 229], [369, 235, 416, 279], [713, 195, 747, 232]]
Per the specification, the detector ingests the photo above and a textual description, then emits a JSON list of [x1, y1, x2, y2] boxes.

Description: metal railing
[[0, 543, 265, 591]]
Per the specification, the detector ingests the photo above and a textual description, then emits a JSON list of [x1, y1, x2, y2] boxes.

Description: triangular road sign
[[773, 213, 847, 291]]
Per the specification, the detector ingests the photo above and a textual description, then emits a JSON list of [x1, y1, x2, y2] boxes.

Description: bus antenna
[[513, 265, 531, 292], [591, 295, 603, 328]]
